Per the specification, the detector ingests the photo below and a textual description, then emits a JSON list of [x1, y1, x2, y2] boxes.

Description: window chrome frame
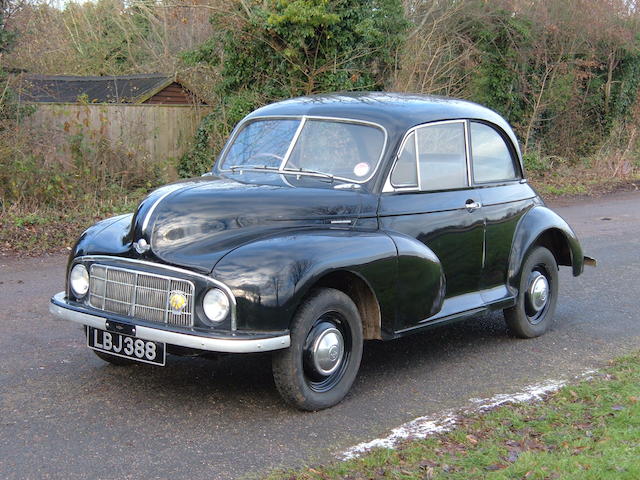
[[217, 115, 389, 184], [387, 131, 419, 190], [383, 119, 469, 193], [467, 120, 522, 185]]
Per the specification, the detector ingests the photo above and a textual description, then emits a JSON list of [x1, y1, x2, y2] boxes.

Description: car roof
[[246, 92, 522, 156]]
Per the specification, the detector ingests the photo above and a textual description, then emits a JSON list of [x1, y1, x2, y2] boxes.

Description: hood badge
[[133, 238, 151, 254], [169, 290, 188, 314]]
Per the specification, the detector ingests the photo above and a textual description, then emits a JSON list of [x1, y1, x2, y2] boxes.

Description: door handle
[[465, 199, 482, 211]]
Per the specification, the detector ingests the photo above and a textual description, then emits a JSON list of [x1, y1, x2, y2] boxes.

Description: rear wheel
[[504, 246, 559, 338], [272, 288, 363, 411]]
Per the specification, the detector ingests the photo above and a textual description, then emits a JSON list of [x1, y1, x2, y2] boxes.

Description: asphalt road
[[1, 191, 639, 480]]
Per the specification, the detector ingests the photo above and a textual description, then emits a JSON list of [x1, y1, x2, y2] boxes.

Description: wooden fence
[[22, 103, 211, 175]]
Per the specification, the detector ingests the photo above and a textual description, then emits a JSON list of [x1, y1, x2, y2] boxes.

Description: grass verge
[[526, 158, 639, 199], [0, 193, 145, 256], [266, 352, 640, 480]]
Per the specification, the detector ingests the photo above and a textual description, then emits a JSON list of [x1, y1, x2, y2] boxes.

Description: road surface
[[1, 191, 639, 479]]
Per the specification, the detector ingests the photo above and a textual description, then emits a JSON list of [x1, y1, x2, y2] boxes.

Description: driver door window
[[416, 122, 467, 190], [390, 121, 468, 191]]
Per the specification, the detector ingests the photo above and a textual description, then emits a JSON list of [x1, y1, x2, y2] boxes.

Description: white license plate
[[87, 327, 166, 366]]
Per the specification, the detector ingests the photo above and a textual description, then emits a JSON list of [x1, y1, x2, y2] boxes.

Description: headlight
[[202, 288, 230, 323], [69, 264, 89, 298]]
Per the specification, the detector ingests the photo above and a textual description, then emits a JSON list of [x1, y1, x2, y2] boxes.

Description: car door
[[378, 120, 485, 332], [468, 121, 537, 303]]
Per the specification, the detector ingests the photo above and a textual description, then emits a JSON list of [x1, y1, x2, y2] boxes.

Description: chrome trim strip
[[74, 255, 238, 331], [217, 115, 389, 184], [464, 120, 472, 187], [415, 129, 422, 191], [50, 292, 290, 353], [141, 188, 178, 233], [280, 116, 306, 170], [384, 119, 468, 193]]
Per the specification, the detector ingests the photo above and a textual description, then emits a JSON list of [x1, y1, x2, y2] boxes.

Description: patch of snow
[[340, 371, 596, 460], [467, 379, 566, 412], [341, 411, 458, 460]]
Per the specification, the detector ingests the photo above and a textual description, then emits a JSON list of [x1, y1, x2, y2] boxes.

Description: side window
[[416, 122, 467, 190], [390, 132, 418, 187], [470, 122, 518, 183]]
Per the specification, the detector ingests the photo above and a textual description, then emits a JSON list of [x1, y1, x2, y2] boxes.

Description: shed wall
[[23, 104, 211, 173], [144, 83, 200, 105]]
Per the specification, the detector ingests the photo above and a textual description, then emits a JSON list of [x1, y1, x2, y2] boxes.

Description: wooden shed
[[19, 74, 211, 171], [19, 74, 206, 105]]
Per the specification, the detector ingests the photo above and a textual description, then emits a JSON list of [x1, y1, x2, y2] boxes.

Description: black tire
[[272, 288, 363, 411], [92, 349, 138, 366], [504, 246, 559, 338]]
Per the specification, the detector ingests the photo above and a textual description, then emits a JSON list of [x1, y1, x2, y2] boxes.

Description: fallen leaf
[[506, 450, 520, 462], [418, 460, 437, 469]]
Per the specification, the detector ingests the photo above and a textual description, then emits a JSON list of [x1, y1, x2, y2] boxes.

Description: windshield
[[220, 117, 386, 182]]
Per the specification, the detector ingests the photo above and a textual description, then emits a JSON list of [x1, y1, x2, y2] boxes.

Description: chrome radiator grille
[[88, 264, 194, 327]]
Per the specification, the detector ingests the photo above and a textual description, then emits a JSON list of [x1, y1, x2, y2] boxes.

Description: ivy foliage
[[0, 9, 17, 125], [466, 7, 532, 128], [178, 0, 408, 177]]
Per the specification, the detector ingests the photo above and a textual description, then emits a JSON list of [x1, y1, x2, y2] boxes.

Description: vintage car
[[50, 92, 592, 410]]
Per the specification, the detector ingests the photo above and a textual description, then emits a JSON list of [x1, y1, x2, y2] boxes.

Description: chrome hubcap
[[527, 272, 549, 313], [310, 327, 344, 376]]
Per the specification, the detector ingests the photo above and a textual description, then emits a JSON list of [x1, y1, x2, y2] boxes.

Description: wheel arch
[[306, 270, 382, 340], [533, 228, 573, 268], [508, 206, 584, 291], [211, 229, 398, 334]]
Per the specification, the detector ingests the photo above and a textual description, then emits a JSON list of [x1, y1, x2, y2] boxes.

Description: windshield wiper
[[282, 167, 335, 182], [228, 164, 336, 182], [227, 165, 281, 172]]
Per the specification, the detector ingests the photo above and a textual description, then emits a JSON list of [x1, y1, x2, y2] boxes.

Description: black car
[[50, 92, 592, 410]]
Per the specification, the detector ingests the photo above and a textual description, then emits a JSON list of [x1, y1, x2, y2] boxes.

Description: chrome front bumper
[[50, 292, 290, 354]]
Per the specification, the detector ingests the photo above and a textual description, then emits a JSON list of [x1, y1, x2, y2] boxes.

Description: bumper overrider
[[50, 292, 290, 354]]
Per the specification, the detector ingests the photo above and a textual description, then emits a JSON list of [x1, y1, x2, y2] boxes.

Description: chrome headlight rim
[[69, 263, 90, 298], [202, 287, 230, 324]]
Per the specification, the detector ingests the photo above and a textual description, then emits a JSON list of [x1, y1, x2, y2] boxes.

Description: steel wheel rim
[[303, 312, 351, 393], [525, 268, 550, 325]]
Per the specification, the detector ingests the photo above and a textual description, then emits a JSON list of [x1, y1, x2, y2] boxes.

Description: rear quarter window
[[470, 122, 518, 183]]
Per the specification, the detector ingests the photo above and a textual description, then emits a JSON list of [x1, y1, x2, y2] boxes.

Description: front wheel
[[504, 246, 559, 338], [272, 288, 363, 411]]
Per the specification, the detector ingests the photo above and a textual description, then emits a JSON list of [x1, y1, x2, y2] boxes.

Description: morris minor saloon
[[50, 93, 591, 410]]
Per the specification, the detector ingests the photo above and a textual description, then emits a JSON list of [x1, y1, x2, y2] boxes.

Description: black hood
[[129, 175, 375, 273]]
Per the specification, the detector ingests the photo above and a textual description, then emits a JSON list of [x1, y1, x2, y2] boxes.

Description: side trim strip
[[141, 188, 178, 233], [50, 292, 290, 354]]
